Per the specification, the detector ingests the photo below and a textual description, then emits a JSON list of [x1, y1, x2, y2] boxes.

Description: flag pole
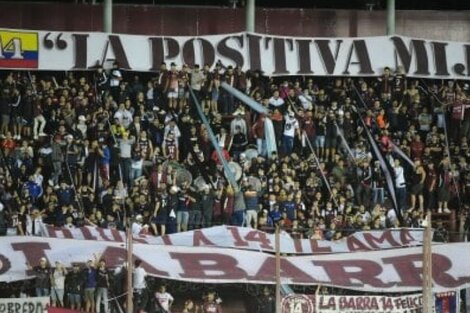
[[126, 218, 133, 313], [422, 211, 433, 313], [275, 224, 281, 313]]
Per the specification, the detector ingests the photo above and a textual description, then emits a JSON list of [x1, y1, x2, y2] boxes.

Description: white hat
[[78, 115, 86, 122], [288, 111, 295, 117], [65, 134, 74, 140], [170, 185, 179, 193], [135, 214, 143, 221]]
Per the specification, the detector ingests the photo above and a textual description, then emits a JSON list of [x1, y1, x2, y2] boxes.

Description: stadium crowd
[[0, 63, 469, 239], [0, 63, 470, 312]]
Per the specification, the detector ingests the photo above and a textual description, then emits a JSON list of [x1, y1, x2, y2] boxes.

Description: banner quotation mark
[[43, 33, 67, 50]]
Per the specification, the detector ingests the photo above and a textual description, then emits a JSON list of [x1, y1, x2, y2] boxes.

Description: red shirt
[[409, 140, 425, 160], [211, 149, 230, 165]]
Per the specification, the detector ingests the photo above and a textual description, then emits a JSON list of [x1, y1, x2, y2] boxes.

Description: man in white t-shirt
[[109, 61, 122, 101], [155, 285, 174, 312], [282, 111, 299, 154], [133, 259, 148, 312]]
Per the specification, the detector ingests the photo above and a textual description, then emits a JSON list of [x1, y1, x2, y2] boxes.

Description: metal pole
[[103, 0, 113, 33], [245, 0, 255, 33], [126, 221, 133, 313], [422, 211, 433, 313], [386, 0, 395, 35], [275, 225, 281, 313]]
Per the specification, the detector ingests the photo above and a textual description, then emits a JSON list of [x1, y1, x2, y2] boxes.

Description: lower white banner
[[0, 297, 49, 313], [1, 236, 470, 293], [282, 293, 459, 313]]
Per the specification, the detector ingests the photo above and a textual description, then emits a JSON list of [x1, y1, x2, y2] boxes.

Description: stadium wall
[[0, 3, 468, 40]]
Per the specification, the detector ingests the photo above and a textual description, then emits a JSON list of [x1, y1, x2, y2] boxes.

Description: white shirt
[[155, 292, 174, 311], [133, 267, 147, 290], [114, 109, 133, 128], [132, 222, 143, 235], [26, 216, 45, 236], [394, 165, 406, 188], [230, 118, 247, 137], [283, 116, 299, 137], [269, 96, 284, 107], [110, 69, 122, 87]]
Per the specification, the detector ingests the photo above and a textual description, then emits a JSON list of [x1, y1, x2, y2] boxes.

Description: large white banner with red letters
[[1, 28, 470, 79], [41, 225, 424, 255], [1, 236, 469, 292]]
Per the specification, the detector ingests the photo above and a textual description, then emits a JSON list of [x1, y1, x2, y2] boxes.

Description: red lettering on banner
[[309, 239, 333, 253], [193, 230, 215, 246], [313, 260, 394, 288], [12, 242, 51, 266], [346, 236, 371, 251], [293, 239, 303, 253], [384, 253, 470, 288], [244, 230, 273, 250], [362, 230, 400, 248], [170, 252, 247, 280], [226, 226, 249, 247], [251, 257, 314, 283], [101, 246, 169, 277], [432, 254, 470, 287]]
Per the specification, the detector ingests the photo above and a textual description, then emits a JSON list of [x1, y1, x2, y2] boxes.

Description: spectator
[[133, 259, 148, 313], [202, 291, 223, 313], [51, 261, 67, 307], [84, 259, 97, 313], [155, 285, 174, 313], [30, 257, 51, 297], [95, 259, 110, 313]]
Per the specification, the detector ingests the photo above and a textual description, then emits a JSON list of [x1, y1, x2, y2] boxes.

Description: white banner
[[1, 28, 470, 78], [0, 297, 49, 313], [41, 225, 424, 254], [282, 294, 423, 313], [282, 292, 460, 313], [0, 236, 469, 292]]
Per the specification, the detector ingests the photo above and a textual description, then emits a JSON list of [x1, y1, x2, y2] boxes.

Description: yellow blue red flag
[[0, 30, 38, 69]]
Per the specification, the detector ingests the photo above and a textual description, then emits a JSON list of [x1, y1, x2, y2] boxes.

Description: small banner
[[0, 297, 49, 313], [282, 293, 459, 313]]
